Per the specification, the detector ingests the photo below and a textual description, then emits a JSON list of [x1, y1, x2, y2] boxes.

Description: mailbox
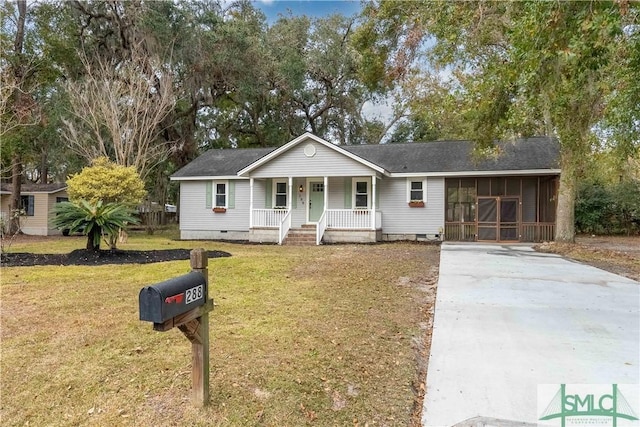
[[139, 271, 207, 323]]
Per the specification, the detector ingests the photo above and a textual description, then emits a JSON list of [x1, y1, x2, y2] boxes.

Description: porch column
[[323, 176, 328, 214], [288, 177, 293, 210], [249, 178, 254, 228], [371, 175, 376, 230]]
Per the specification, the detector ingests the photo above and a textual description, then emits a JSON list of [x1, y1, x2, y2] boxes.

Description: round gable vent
[[304, 143, 316, 157]]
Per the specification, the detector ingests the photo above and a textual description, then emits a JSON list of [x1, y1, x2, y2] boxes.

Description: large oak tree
[[355, 0, 640, 242]]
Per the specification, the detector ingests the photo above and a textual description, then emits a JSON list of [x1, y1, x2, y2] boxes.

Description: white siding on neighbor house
[[250, 140, 376, 178], [179, 180, 250, 232], [378, 177, 445, 236]]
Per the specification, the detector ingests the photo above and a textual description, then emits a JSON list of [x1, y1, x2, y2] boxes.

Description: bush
[[50, 200, 140, 251], [611, 181, 640, 235], [66, 157, 146, 207], [575, 180, 640, 235]]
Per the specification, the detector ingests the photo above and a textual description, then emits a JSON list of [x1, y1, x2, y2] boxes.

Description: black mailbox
[[139, 271, 207, 323]]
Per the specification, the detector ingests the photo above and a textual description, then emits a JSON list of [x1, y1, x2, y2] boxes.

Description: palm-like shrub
[[51, 200, 139, 251]]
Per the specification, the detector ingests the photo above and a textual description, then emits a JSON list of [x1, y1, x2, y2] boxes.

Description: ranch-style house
[[171, 133, 560, 244]]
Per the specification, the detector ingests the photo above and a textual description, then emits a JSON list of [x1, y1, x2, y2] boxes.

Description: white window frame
[[273, 179, 288, 209], [352, 177, 371, 209], [407, 178, 427, 203], [214, 180, 228, 208]]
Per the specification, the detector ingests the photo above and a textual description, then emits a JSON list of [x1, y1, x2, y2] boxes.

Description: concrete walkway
[[422, 243, 640, 426]]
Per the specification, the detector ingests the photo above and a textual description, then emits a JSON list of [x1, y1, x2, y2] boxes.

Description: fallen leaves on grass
[[536, 238, 640, 282], [1, 238, 440, 427]]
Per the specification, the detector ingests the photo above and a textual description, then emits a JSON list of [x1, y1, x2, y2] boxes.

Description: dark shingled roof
[[172, 147, 277, 178], [171, 137, 559, 178], [343, 137, 560, 173]]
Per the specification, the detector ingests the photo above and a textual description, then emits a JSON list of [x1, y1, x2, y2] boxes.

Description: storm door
[[477, 197, 520, 242], [499, 198, 519, 242]]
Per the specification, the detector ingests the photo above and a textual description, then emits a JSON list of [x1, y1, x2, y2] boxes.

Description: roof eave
[[170, 175, 249, 181], [389, 168, 561, 178], [0, 186, 68, 194]]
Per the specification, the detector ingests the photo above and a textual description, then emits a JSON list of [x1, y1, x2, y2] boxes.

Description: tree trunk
[[86, 226, 101, 251], [40, 151, 49, 184], [9, 155, 23, 235], [8, 1, 27, 235], [555, 150, 577, 243], [555, 171, 576, 243]]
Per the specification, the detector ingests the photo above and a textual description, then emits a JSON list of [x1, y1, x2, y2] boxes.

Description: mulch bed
[[1, 249, 231, 267]]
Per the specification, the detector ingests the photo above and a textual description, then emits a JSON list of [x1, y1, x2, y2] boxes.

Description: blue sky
[[253, 0, 362, 21]]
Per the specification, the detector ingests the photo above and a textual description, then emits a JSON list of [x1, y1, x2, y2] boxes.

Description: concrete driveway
[[422, 243, 640, 426]]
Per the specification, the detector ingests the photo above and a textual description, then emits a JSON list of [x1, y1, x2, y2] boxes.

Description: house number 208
[[185, 285, 203, 304]]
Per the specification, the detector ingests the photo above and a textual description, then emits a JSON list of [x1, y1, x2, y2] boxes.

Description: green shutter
[[344, 178, 352, 208], [375, 178, 380, 207], [265, 179, 272, 208], [205, 182, 212, 209], [228, 181, 235, 209]]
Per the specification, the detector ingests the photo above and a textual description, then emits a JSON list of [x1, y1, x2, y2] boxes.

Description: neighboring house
[[0, 183, 69, 236], [171, 133, 560, 244]]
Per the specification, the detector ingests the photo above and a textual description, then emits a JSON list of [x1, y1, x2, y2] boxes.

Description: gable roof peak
[[236, 132, 386, 176]]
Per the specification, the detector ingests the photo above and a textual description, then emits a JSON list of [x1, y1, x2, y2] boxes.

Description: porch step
[[283, 226, 317, 246]]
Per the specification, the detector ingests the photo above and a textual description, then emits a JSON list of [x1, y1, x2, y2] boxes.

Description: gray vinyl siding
[[179, 180, 250, 231], [328, 177, 346, 209], [180, 176, 445, 236], [253, 179, 267, 209], [250, 140, 376, 178], [291, 178, 306, 227], [378, 177, 445, 235]]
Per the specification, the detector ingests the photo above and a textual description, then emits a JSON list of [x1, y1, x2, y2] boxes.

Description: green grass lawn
[[1, 232, 439, 426]]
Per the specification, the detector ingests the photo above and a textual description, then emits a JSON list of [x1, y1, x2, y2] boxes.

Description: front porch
[[250, 207, 382, 245], [246, 173, 382, 245]]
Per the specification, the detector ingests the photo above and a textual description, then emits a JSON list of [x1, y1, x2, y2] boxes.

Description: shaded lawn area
[[0, 235, 439, 426]]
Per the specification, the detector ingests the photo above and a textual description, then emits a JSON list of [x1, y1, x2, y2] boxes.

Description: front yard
[[0, 234, 439, 426]]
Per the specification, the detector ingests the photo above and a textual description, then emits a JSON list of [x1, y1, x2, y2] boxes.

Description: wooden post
[[183, 248, 210, 406]]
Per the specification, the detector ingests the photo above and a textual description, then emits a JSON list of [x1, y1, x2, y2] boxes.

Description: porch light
[[299, 185, 304, 192]]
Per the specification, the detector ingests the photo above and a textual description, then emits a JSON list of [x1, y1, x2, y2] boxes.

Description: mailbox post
[[138, 248, 213, 407], [187, 249, 210, 406]]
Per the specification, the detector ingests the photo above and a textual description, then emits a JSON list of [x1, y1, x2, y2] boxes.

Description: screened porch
[[444, 176, 558, 242]]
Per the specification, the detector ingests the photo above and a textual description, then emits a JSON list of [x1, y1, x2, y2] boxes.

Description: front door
[[308, 181, 325, 222], [477, 197, 520, 242]]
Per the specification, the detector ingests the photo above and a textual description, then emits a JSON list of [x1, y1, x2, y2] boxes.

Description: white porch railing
[[253, 208, 381, 244], [252, 209, 289, 228], [316, 210, 327, 245], [278, 209, 292, 245], [325, 209, 381, 229]]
